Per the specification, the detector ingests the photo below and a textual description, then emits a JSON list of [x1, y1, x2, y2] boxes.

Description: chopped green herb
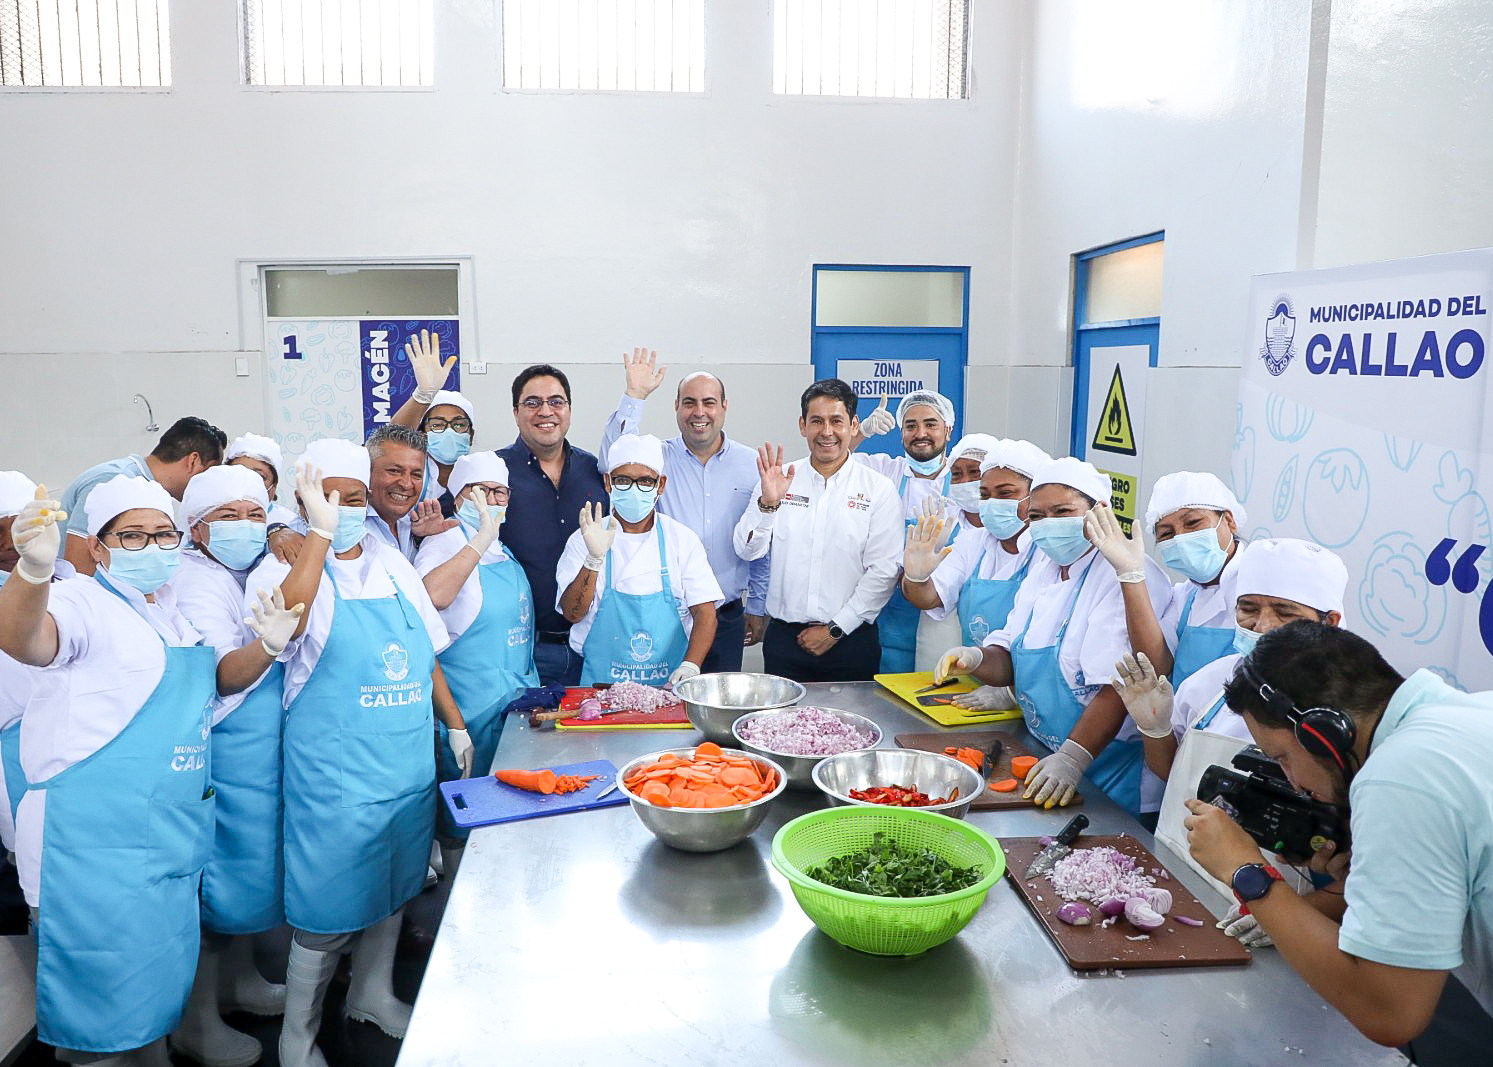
[[805, 831, 983, 898]]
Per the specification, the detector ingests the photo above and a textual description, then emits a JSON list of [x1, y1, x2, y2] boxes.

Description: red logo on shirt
[[847, 493, 870, 512]]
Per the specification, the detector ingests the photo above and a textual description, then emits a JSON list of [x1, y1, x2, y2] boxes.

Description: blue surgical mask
[[427, 428, 471, 466], [978, 499, 1026, 541], [457, 499, 506, 530], [906, 454, 945, 477], [610, 485, 658, 524], [104, 545, 181, 594], [948, 481, 983, 515], [332, 506, 367, 553], [1029, 516, 1092, 566], [1160, 523, 1231, 584], [206, 520, 267, 571], [1233, 624, 1262, 656]]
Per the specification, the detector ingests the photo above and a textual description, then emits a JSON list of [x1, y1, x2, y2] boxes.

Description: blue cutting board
[[440, 760, 629, 829]]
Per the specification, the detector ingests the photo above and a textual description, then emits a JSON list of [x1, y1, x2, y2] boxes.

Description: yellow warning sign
[[1090, 366, 1137, 456], [1095, 467, 1137, 536]]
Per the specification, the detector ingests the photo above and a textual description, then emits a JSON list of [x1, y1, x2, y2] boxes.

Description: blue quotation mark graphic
[[1425, 539, 1493, 655]]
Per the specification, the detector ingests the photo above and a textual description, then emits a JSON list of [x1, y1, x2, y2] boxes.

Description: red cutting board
[[553, 686, 693, 730], [1002, 835, 1251, 971], [894, 731, 1084, 811]]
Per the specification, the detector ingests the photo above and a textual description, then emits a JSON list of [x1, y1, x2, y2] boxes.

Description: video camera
[[1196, 747, 1349, 865]]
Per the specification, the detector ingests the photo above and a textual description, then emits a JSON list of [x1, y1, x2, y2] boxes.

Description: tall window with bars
[[242, 0, 433, 87], [502, 0, 704, 93], [0, 0, 171, 87], [773, 0, 968, 100]]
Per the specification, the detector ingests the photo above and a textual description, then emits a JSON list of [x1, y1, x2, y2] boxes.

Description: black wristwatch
[[826, 622, 845, 641], [266, 523, 290, 536], [1231, 863, 1284, 906]]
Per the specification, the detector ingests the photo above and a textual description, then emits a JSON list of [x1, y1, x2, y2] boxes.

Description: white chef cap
[[947, 434, 1001, 466], [181, 465, 270, 530], [1145, 471, 1247, 533], [895, 390, 955, 429], [85, 474, 176, 537], [979, 439, 1054, 482], [607, 434, 665, 475], [427, 390, 475, 421], [1235, 538, 1348, 617], [225, 432, 283, 471], [449, 453, 510, 498], [299, 438, 371, 486], [1029, 457, 1110, 504], [0, 471, 38, 518]]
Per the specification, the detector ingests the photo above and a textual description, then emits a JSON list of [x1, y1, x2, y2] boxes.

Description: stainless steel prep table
[[399, 682, 1406, 1066]]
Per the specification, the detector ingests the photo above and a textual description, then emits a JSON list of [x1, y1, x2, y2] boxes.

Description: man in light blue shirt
[[365, 424, 454, 561], [599, 349, 768, 673], [1184, 621, 1493, 1059]]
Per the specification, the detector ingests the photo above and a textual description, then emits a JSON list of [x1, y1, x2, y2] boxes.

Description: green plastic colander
[[771, 806, 1006, 957]]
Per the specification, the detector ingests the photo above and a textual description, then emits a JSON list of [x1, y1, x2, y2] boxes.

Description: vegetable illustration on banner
[[360, 319, 460, 438]]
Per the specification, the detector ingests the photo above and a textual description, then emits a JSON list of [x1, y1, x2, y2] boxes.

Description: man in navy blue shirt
[[496, 365, 607, 686]]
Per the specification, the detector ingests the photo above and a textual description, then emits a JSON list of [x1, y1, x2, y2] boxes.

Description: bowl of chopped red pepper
[[811, 749, 985, 820]]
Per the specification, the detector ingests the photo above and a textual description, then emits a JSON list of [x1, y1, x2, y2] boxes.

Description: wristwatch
[[826, 622, 845, 641], [1231, 862, 1284, 906]]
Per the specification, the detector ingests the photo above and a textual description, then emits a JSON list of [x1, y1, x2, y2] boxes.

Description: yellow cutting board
[[873, 671, 1025, 727]]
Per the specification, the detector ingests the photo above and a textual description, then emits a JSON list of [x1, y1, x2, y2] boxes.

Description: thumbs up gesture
[[860, 396, 896, 436]]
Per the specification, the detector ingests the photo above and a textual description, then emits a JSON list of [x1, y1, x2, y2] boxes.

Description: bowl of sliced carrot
[[617, 742, 789, 852]]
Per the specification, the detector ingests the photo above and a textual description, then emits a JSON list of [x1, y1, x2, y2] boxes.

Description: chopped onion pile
[[1047, 846, 1157, 905], [736, 707, 876, 756], [602, 681, 674, 714]]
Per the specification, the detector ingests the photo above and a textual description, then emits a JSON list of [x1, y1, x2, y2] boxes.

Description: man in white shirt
[[733, 379, 902, 683]]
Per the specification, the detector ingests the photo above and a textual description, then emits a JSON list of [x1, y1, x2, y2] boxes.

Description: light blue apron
[[957, 540, 1035, 645], [282, 563, 436, 934], [879, 470, 953, 673], [1, 719, 23, 829], [1010, 554, 1143, 813], [201, 660, 286, 935], [436, 537, 539, 837], [581, 524, 688, 686], [1171, 585, 1236, 690], [33, 579, 216, 1053]]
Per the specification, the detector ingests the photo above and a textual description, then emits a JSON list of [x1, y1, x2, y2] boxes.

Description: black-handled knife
[[1022, 813, 1090, 880]]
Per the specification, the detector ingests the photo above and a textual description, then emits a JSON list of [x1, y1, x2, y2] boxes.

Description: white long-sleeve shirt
[[733, 457, 901, 635]]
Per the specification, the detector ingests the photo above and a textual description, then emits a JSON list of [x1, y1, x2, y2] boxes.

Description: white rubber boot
[[439, 841, 465, 878], [277, 940, 338, 1067], [170, 945, 263, 1067], [219, 934, 286, 1016], [134, 1038, 177, 1067], [344, 910, 413, 1038]]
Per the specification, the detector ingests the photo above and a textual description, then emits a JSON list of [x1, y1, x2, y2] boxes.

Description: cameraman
[[1184, 622, 1493, 1057]]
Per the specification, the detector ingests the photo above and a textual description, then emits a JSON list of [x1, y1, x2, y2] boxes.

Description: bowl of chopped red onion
[[673, 672, 807, 744], [731, 706, 882, 789], [812, 749, 986, 820]]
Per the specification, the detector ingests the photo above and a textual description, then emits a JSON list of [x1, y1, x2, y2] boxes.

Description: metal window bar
[[773, 0, 967, 99], [241, 0, 431, 86], [501, 0, 704, 93], [0, 0, 169, 86]]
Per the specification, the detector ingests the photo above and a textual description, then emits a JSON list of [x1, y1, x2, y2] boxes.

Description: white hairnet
[[1235, 538, 1348, 617], [1029, 457, 1110, 504], [607, 434, 665, 474], [449, 453, 510, 498], [181, 465, 270, 529], [85, 474, 175, 537], [1145, 471, 1247, 532]]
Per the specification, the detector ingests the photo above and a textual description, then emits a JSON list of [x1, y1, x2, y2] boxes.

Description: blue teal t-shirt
[[55, 454, 152, 554], [1339, 669, 1493, 1015]]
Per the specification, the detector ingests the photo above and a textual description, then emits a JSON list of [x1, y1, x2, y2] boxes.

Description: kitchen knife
[[1022, 813, 1090, 880], [594, 780, 619, 801], [914, 676, 963, 694]]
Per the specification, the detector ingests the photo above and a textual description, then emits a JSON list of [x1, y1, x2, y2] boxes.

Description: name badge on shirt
[[784, 493, 810, 508], [847, 492, 871, 512]]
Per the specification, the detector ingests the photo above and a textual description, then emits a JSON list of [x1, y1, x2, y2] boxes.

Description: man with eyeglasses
[[599, 348, 770, 672], [496, 365, 607, 686]]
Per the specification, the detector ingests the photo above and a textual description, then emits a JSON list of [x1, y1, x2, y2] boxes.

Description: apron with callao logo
[[580, 524, 688, 686], [879, 469, 953, 673], [1170, 585, 1236, 690], [33, 578, 216, 1053], [957, 540, 1035, 646], [282, 563, 436, 934], [1009, 554, 1144, 813]]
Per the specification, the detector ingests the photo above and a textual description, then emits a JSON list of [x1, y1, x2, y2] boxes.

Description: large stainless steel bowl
[[812, 749, 986, 820], [673, 672, 807, 744], [617, 747, 789, 853], [731, 707, 882, 790]]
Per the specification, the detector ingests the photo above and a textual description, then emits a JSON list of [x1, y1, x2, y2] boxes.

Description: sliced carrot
[[694, 741, 723, 758], [1010, 756, 1039, 779], [944, 746, 958, 755], [989, 778, 1020, 793]]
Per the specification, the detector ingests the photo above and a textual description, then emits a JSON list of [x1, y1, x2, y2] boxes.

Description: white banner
[[1234, 249, 1493, 690]]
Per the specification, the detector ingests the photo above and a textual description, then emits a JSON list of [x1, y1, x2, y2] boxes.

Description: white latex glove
[[860, 396, 896, 437], [578, 501, 616, 568], [11, 486, 65, 585], [903, 509, 952, 583], [934, 645, 985, 684], [1218, 903, 1273, 948], [951, 684, 1013, 711], [668, 661, 701, 687], [447, 728, 474, 778], [246, 586, 304, 657], [1084, 503, 1146, 578], [406, 329, 457, 404], [464, 497, 501, 557], [1111, 652, 1176, 738], [1023, 738, 1092, 808], [295, 463, 341, 539]]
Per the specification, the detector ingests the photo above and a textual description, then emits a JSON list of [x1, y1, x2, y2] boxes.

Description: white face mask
[[948, 480, 983, 514]]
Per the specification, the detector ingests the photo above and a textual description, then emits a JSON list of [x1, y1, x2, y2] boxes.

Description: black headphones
[[1236, 660, 1358, 774]]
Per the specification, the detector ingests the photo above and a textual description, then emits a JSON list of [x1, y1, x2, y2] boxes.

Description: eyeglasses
[[424, 416, 473, 433], [610, 475, 659, 491], [519, 396, 570, 411], [467, 485, 510, 504], [105, 529, 184, 551]]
